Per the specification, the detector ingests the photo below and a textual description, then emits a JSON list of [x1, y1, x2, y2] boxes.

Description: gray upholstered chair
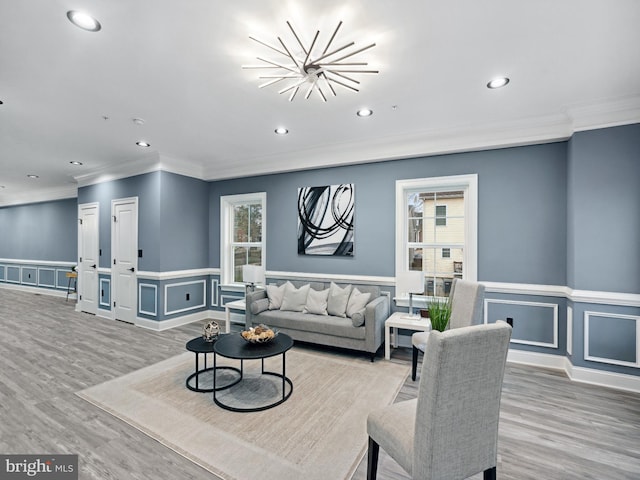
[[411, 279, 485, 380], [367, 321, 512, 480]]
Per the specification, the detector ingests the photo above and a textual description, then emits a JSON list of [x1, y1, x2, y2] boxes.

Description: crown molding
[[566, 94, 640, 132], [74, 151, 162, 188], [0, 184, 77, 207], [74, 152, 206, 189], [201, 113, 574, 181], [2, 95, 638, 205], [202, 96, 640, 181]]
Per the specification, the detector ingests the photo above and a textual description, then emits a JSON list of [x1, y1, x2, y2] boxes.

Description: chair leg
[[411, 346, 420, 381], [367, 437, 379, 480], [483, 466, 496, 480]]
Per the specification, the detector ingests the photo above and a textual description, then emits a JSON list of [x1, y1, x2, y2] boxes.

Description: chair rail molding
[[136, 268, 219, 281], [482, 281, 640, 307]]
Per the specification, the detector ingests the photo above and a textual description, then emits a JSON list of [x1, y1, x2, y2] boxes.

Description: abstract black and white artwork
[[297, 184, 354, 256]]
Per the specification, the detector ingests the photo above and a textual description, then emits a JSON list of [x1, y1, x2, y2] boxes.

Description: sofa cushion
[[347, 288, 371, 318], [256, 310, 365, 340], [251, 297, 270, 315], [280, 282, 310, 312], [303, 288, 329, 315], [327, 282, 352, 317], [350, 308, 366, 327], [266, 281, 289, 310]]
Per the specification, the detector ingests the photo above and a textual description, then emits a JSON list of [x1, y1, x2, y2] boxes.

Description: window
[[435, 205, 447, 226], [221, 192, 266, 285], [396, 175, 477, 298]]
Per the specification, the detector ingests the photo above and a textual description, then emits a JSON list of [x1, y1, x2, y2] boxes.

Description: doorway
[[111, 197, 138, 323], [78, 202, 99, 315]]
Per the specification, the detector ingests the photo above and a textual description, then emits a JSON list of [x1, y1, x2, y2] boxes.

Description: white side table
[[223, 299, 246, 333], [385, 312, 432, 360]]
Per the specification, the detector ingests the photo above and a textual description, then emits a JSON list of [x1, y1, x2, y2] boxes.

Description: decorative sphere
[[202, 321, 220, 342]]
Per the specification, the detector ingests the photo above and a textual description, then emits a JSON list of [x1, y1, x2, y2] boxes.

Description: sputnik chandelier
[[243, 21, 378, 102]]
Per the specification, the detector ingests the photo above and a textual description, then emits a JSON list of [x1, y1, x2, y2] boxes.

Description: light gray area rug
[[77, 348, 409, 480]]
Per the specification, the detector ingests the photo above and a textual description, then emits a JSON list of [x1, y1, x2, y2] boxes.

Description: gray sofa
[[245, 280, 389, 361]]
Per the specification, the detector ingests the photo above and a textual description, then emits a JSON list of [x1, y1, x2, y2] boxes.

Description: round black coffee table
[[212, 332, 294, 412], [185, 336, 241, 392]]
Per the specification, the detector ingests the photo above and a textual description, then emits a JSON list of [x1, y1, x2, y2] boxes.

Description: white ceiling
[[1, 0, 639, 206]]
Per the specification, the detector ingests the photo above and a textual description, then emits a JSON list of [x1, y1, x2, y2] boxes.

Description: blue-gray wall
[[210, 142, 568, 284], [76, 171, 209, 272], [567, 123, 640, 293], [159, 172, 209, 271], [1, 125, 638, 379], [78, 171, 162, 271], [0, 198, 77, 261]]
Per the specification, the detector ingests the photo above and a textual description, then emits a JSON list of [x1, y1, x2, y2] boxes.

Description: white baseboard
[[507, 349, 640, 393], [96, 308, 114, 320], [565, 363, 640, 394], [0, 282, 68, 298], [507, 349, 568, 370], [135, 309, 223, 331]]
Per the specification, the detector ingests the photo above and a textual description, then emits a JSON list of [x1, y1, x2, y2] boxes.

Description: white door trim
[[78, 202, 99, 315], [111, 196, 139, 323]]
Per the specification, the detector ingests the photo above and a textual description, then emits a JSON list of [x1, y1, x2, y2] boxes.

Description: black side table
[[185, 336, 241, 392]]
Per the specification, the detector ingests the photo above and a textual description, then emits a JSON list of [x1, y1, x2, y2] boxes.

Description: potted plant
[[428, 297, 452, 332]]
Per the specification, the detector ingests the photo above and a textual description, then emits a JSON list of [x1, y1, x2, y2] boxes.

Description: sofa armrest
[[363, 295, 389, 354], [245, 289, 268, 329]]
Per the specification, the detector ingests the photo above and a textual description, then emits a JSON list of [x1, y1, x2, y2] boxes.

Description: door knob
[[91, 264, 97, 269], [129, 267, 135, 272]]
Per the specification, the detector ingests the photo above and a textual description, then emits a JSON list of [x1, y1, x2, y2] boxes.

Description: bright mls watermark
[[0, 455, 77, 479]]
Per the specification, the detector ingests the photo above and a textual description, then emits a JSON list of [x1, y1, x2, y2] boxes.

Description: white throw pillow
[[346, 288, 371, 318], [327, 282, 352, 317], [280, 283, 310, 312], [304, 288, 329, 315], [266, 282, 289, 310]]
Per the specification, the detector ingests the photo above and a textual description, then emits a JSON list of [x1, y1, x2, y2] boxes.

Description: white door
[[112, 197, 138, 323], [78, 203, 99, 315]]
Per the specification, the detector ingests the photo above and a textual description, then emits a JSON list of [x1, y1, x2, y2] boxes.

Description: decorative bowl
[[241, 324, 278, 344]]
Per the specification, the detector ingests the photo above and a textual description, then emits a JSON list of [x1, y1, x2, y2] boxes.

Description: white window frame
[[220, 192, 266, 287], [395, 174, 478, 302]]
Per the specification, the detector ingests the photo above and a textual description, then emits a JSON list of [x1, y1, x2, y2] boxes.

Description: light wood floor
[[1, 288, 639, 479]]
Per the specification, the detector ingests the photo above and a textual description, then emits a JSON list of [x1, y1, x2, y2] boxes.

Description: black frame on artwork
[[297, 184, 354, 256]]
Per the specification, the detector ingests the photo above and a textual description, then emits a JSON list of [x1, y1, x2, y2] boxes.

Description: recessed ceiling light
[[70, 161, 83, 166], [66, 10, 101, 32], [274, 127, 289, 135], [27, 175, 39, 179], [357, 108, 373, 117], [487, 77, 510, 89], [136, 141, 151, 147]]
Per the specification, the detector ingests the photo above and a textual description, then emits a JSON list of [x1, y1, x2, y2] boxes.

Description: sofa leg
[[483, 466, 496, 480], [411, 346, 420, 381], [367, 437, 379, 480], [370, 352, 375, 362]]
